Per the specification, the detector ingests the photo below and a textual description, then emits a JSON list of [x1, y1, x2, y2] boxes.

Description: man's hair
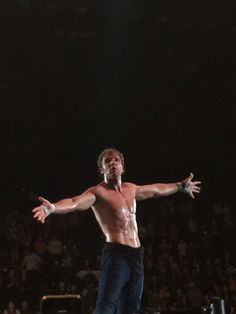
[[97, 148, 124, 174]]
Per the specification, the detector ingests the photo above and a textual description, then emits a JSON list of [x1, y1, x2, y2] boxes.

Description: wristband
[[43, 203, 56, 217], [176, 182, 184, 192], [177, 181, 191, 194]]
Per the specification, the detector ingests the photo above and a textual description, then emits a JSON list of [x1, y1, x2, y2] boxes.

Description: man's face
[[101, 151, 124, 178]]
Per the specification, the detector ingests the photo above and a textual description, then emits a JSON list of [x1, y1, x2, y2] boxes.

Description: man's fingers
[[38, 196, 50, 205], [37, 213, 46, 223], [37, 215, 43, 222], [185, 172, 194, 183], [33, 205, 44, 215], [32, 207, 39, 213], [38, 196, 46, 202], [33, 211, 40, 218], [33, 200, 48, 224], [34, 210, 44, 219], [33, 207, 47, 221]]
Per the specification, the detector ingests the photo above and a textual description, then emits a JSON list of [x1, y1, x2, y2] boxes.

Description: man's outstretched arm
[[32, 187, 96, 224], [135, 173, 201, 201]]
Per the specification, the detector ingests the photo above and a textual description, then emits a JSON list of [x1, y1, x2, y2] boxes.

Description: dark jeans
[[93, 242, 144, 314]]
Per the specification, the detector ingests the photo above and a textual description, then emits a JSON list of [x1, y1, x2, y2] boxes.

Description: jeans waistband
[[103, 242, 144, 255]]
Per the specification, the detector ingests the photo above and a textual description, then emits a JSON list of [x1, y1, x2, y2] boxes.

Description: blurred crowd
[[0, 196, 235, 314]]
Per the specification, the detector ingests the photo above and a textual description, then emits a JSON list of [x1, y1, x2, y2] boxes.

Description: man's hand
[[32, 196, 56, 224], [178, 173, 201, 199]]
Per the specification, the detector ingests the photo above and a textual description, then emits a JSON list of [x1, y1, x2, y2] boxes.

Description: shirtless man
[[32, 148, 201, 314]]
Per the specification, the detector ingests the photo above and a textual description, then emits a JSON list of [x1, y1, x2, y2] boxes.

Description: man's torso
[[91, 182, 140, 248]]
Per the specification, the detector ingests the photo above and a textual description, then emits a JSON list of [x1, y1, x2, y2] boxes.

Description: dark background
[[1, 0, 235, 204]]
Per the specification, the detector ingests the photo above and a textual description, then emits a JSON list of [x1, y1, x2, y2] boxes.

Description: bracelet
[[43, 203, 56, 217]]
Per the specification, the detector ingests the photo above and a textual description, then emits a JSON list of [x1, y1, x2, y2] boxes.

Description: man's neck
[[104, 176, 122, 191]]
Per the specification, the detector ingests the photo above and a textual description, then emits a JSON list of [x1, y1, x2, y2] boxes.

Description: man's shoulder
[[122, 181, 137, 188], [86, 182, 105, 195], [82, 184, 102, 194]]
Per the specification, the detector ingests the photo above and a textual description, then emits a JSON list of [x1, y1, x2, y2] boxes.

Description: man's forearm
[[52, 191, 96, 213], [52, 198, 78, 214], [155, 179, 192, 196], [154, 182, 181, 197]]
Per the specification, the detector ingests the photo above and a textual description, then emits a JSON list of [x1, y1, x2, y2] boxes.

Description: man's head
[[97, 148, 124, 177]]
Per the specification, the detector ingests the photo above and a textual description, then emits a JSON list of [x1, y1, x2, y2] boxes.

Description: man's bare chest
[[95, 186, 136, 214]]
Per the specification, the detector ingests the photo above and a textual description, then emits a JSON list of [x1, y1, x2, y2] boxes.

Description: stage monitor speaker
[[40, 294, 82, 314]]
